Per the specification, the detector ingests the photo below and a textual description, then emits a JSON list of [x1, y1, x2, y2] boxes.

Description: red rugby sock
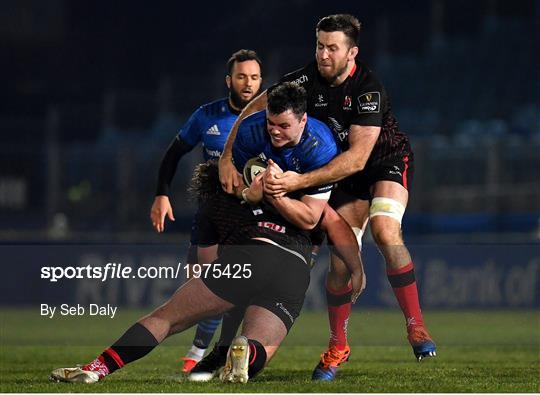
[[82, 355, 112, 379], [387, 261, 425, 328], [326, 280, 352, 350]]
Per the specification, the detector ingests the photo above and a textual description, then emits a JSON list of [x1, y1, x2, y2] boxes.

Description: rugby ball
[[243, 157, 267, 186]]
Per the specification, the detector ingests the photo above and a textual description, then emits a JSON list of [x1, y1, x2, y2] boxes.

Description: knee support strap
[[369, 197, 405, 224]]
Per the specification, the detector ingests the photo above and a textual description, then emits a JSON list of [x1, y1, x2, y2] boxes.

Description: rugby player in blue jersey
[[150, 49, 262, 373], [232, 83, 340, 200], [187, 82, 366, 382], [49, 82, 364, 385]]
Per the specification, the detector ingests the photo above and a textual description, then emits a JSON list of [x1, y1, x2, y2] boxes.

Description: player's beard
[[318, 59, 349, 85], [229, 86, 258, 110]]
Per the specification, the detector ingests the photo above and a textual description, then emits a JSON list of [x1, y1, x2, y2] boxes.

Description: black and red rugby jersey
[[280, 59, 411, 167], [193, 189, 313, 263]]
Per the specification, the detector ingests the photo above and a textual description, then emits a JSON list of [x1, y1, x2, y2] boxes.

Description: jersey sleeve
[[155, 136, 195, 196], [232, 124, 254, 172], [350, 76, 386, 128], [232, 112, 267, 172], [177, 106, 206, 147], [303, 139, 338, 172]]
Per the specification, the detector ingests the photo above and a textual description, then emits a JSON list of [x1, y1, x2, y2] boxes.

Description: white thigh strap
[[351, 226, 363, 251], [369, 197, 405, 224]]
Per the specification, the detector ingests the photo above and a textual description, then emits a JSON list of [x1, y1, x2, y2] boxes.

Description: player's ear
[[301, 112, 307, 126], [225, 75, 231, 89], [349, 46, 359, 60]]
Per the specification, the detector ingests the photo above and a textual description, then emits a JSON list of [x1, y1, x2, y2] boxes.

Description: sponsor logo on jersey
[[252, 208, 263, 215], [357, 91, 380, 114], [291, 157, 301, 172], [206, 124, 220, 135], [291, 74, 308, 85], [337, 130, 349, 142], [343, 95, 352, 110], [328, 117, 349, 142], [388, 165, 402, 177], [328, 117, 343, 131], [205, 148, 222, 157], [258, 221, 286, 233], [315, 93, 328, 108]]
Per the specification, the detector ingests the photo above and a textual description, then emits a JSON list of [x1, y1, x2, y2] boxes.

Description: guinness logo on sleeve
[[357, 91, 380, 114]]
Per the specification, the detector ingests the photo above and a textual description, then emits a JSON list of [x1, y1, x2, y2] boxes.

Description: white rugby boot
[[50, 367, 100, 383], [219, 335, 250, 384]]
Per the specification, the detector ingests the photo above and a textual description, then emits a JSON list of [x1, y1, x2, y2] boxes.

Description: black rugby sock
[[101, 323, 159, 373], [247, 339, 267, 378], [217, 306, 245, 347]]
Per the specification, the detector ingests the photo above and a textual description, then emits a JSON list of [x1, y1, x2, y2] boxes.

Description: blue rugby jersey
[[178, 97, 239, 160], [232, 110, 339, 196]]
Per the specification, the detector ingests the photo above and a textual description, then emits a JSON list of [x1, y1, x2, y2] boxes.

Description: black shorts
[[337, 153, 414, 200], [186, 244, 198, 265], [201, 240, 310, 332]]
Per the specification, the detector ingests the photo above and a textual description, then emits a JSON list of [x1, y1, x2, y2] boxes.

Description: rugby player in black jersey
[[219, 13, 436, 381], [48, 161, 335, 384], [189, 161, 365, 383]]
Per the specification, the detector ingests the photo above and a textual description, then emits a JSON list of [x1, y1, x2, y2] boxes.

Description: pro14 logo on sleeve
[[357, 91, 380, 114]]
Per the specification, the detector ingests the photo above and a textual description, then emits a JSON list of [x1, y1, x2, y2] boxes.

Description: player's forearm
[[297, 126, 379, 189], [222, 91, 268, 159], [270, 197, 320, 230], [155, 137, 193, 196], [299, 150, 367, 188]]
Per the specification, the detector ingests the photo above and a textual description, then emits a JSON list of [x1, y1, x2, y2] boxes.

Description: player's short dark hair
[[267, 82, 307, 120], [227, 49, 262, 75], [189, 160, 221, 203], [316, 14, 361, 47]]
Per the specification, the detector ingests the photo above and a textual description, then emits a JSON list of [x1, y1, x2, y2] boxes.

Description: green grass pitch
[[1, 309, 538, 392]]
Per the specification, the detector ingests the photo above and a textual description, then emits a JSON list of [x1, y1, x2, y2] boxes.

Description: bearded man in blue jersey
[[149, 49, 262, 373]]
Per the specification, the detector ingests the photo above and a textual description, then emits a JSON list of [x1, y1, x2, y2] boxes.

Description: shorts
[[338, 153, 414, 200], [201, 240, 310, 332], [186, 244, 198, 265], [188, 204, 218, 264]]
